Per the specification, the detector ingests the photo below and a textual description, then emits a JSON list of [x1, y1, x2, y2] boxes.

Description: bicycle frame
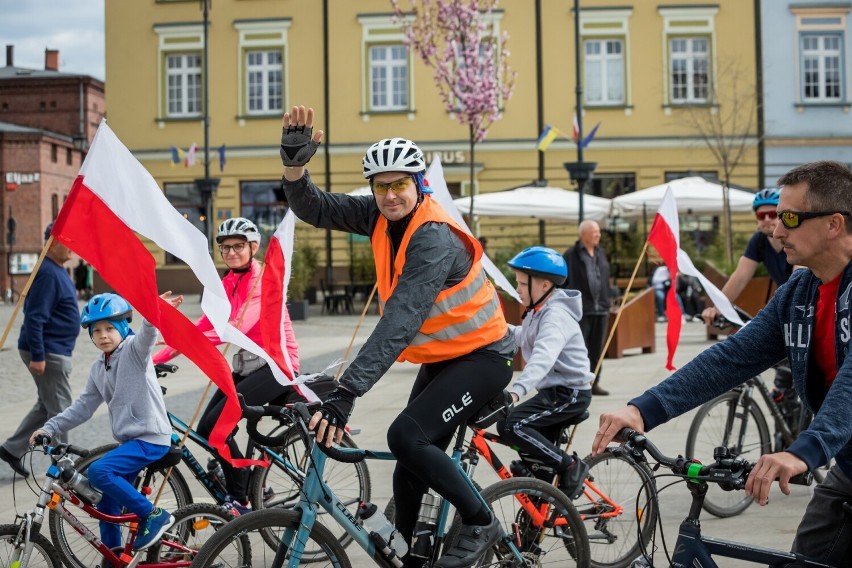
[[464, 428, 624, 527]]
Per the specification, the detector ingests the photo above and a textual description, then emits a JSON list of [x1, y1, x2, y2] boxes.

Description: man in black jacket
[[564, 220, 611, 395]]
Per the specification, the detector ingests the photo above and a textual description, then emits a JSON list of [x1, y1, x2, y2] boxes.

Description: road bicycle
[[687, 313, 822, 518], [0, 439, 249, 568], [190, 399, 592, 567], [459, 410, 657, 568], [50, 364, 370, 568], [614, 429, 842, 568]]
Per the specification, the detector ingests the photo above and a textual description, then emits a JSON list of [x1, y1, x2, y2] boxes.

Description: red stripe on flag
[[52, 176, 261, 467], [260, 237, 300, 395], [648, 212, 682, 370]]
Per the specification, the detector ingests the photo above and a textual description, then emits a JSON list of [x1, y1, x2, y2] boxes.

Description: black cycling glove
[[319, 387, 357, 429], [280, 124, 320, 167]]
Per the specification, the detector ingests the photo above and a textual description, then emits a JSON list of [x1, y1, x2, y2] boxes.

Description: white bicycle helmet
[[362, 138, 426, 179], [216, 217, 261, 243]]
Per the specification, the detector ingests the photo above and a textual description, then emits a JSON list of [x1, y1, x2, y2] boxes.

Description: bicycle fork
[[11, 477, 53, 568]]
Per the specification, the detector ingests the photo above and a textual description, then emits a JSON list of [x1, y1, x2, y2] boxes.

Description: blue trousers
[[87, 440, 169, 550]]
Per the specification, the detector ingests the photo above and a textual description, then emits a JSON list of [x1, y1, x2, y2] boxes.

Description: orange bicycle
[[461, 411, 657, 568]]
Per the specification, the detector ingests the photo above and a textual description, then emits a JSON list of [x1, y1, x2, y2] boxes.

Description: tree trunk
[[467, 124, 477, 236], [722, 172, 734, 266]]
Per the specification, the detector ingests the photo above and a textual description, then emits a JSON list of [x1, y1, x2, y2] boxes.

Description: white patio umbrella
[[452, 186, 612, 222], [612, 177, 755, 218], [347, 186, 372, 196]]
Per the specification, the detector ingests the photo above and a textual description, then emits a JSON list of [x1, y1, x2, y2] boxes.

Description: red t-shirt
[[813, 274, 841, 389]]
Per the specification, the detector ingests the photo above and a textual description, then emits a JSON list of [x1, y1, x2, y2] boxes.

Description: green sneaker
[[133, 507, 174, 550]]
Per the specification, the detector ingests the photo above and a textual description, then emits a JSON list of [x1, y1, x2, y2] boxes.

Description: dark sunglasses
[[755, 210, 778, 221], [778, 210, 851, 229]]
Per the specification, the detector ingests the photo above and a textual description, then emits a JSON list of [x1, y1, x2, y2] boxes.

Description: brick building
[[0, 45, 105, 298]]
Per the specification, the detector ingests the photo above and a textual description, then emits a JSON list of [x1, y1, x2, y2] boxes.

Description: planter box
[[287, 299, 310, 321], [605, 287, 656, 359], [704, 274, 776, 339]]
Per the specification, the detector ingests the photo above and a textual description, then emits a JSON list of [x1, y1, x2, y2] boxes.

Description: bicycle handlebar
[[239, 395, 367, 464], [155, 363, 179, 378], [616, 428, 813, 490]]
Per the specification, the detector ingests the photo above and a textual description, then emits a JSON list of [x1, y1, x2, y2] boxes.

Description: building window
[[66, 148, 73, 166], [166, 53, 202, 117], [246, 50, 283, 114], [369, 44, 409, 111], [664, 170, 718, 182], [240, 181, 289, 246], [51, 144, 58, 163], [670, 37, 710, 103], [235, 19, 290, 117], [659, 6, 718, 106], [801, 34, 844, 102], [51, 194, 59, 218], [584, 39, 625, 105], [358, 14, 415, 114], [589, 173, 635, 199], [164, 182, 205, 265]]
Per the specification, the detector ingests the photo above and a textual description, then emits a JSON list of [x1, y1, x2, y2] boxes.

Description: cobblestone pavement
[[0, 296, 811, 565]]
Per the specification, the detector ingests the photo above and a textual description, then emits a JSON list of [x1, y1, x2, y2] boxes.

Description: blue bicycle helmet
[[508, 246, 568, 286], [81, 293, 134, 339], [753, 188, 780, 211]]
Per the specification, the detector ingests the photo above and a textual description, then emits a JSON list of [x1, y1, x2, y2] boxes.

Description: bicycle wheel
[[49, 443, 193, 568], [248, 427, 370, 552], [444, 478, 590, 567], [685, 389, 771, 518], [189, 508, 352, 568], [146, 503, 249, 565], [0, 523, 64, 568], [580, 450, 657, 568]]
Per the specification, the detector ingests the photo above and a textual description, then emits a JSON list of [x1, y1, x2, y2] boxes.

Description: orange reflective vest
[[372, 196, 507, 364]]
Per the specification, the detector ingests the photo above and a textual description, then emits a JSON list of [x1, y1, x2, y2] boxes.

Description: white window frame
[[165, 53, 202, 117], [235, 19, 291, 119], [659, 6, 718, 107], [358, 14, 415, 116], [579, 8, 632, 108], [368, 44, 410, 111], [154, 24, 203, 120], [449, 11, 507, 113], [792, 6, 849, 105], [669, 36, 711, 104]]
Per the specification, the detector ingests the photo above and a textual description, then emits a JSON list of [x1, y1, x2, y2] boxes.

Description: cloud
[[1, 0, 105, 80]]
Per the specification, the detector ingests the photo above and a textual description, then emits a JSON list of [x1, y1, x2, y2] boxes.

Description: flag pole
[[0, 237, 53, 350], [335, 283, 378, 381], [154, 265, 265, 505], [593, 241, 649, 377]]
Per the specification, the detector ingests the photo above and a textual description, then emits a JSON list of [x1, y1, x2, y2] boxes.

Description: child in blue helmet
[[496, 246, 594, 500], [30, 292, 182, 552]]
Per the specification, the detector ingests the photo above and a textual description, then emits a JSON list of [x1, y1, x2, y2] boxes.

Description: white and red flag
[[185, 142, 198, 167], [647, 187, 743, 370], [51, 121, 310, 465]]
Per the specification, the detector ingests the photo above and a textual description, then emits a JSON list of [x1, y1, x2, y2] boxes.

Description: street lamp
[[564, 161, 597, 220]]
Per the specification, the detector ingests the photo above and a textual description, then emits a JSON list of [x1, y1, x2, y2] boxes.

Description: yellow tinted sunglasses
[[372, 176, 412, 196]]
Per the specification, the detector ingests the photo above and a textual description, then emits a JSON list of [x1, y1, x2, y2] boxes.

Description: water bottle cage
[[368, 532, 403, 567]]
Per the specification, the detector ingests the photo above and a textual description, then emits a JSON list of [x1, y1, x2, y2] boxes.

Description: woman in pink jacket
[[153, 217, 300, 514]]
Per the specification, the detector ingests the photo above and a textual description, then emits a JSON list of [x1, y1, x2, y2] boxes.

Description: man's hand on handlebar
[[29, 429, 50, 447], [593, 405, 645, 456], [745, 451, 809, 506]]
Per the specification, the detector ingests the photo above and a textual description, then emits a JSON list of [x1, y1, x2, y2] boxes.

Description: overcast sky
[[1, 0, 105, 80]]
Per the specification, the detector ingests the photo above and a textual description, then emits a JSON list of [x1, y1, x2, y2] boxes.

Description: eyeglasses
[[372, 176, 412, 196], [778, 210, 851, 229], [755, 210, 778, 221], [218, 242, 248, 255]]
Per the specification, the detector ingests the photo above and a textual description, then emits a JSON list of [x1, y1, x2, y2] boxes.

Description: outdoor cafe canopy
[[612, 177, 756, 218], [452, 185, 612, 222]]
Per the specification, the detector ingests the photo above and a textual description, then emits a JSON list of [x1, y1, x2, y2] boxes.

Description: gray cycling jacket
[[632, 262, 852, 479], [282, 172, 514, 396]]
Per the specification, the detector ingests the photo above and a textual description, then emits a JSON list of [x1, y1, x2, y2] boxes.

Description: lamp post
[[570, 0, 589, 222], [200, 0, 215, 251], [564, 161, 597, 220], [195, 177, 220, 253]]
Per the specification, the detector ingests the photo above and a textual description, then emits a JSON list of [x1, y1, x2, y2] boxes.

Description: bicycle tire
[[685, 389, 771, 518], [0, 523, 64, 568], [146, 503, 249, 566], [248, 425, 370, 553], [188, 508, 352, 568], [49, 443, 194, 568], [580, 450, 657, 568], [444, 477, 590, 567]]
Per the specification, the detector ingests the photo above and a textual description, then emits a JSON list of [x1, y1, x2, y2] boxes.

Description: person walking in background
[[564, 220, 612, 396], [74, 260, 89, 300], [0, 223, 79, 478]]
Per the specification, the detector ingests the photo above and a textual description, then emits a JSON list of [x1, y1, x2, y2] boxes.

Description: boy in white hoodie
[[497, 246, 595, 500], [31, 292, 180, 552]]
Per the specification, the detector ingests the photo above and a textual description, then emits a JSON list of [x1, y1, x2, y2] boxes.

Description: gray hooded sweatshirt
[[509, 288, 595, 398], [44, 319, 171, 447]]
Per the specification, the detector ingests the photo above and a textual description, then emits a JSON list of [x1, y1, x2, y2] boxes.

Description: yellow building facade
[[105, 0, 759, 287]]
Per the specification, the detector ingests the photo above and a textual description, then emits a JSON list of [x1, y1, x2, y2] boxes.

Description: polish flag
[[50, 121, 303, 464], [185, 142, 198, 167], [260, 211, 316, 400], [572, 113, 580, 143], [648, 187, 743, 370]]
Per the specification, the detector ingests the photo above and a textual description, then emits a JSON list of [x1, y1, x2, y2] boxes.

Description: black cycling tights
[[386, 348, 512, 547]]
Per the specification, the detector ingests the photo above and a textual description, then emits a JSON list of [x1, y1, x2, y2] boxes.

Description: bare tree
[[391, 0, 516, 231], [680, 60, 759, 265]]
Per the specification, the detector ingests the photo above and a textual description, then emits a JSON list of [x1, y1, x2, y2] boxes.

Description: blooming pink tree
[[391, 0, 516, 224]]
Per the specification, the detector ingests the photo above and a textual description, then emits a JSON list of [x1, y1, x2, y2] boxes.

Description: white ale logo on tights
[[443, 392, 473, 422]]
